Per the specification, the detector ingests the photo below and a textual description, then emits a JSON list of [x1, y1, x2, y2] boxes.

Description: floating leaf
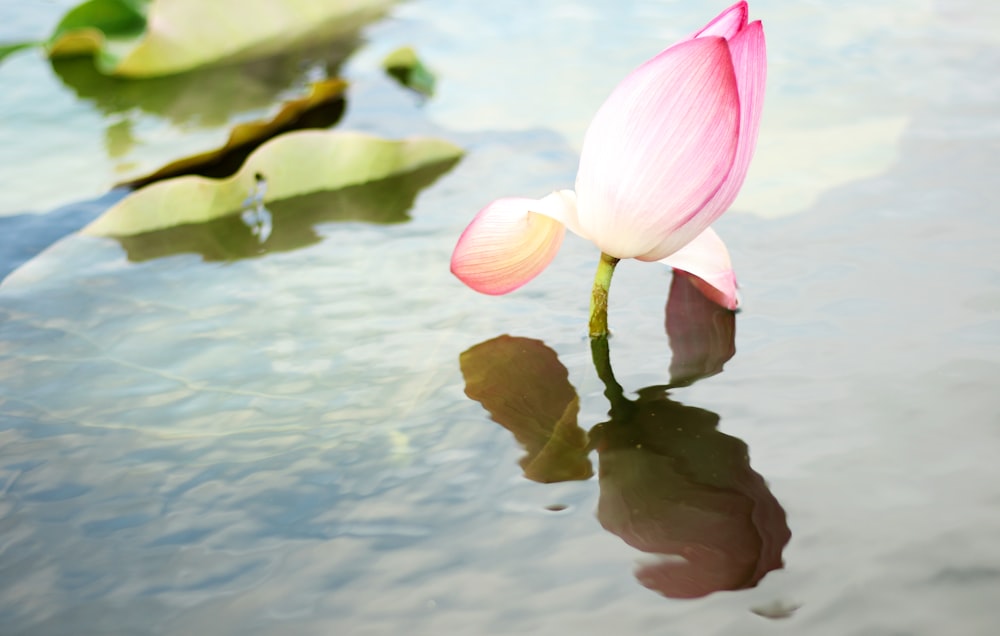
[[47, 0, 393, 78], [383, 46, 436, 97], [83, 130, 463, 237], [119, 78, 348, 189], [49, 0, 149, 57], [114, 159, 460, 262]]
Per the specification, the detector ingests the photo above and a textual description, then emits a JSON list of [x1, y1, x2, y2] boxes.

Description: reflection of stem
[[589, 252, 620, 338], [590, 336, 632, 418]]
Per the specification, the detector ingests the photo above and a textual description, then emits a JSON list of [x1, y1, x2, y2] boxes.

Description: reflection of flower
[[591, 387, 789, 599], [665, 272, 737, 386], [451, 1, 767, 333], [459, 273, 789, 598]]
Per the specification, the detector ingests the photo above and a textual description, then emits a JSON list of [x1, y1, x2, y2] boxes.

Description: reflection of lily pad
[[119, 78, 348, 188], [115, 158, 460, 262], [50, 39, 358, 127], [84, 130, 464, 237], [47, 0, 394, 78]]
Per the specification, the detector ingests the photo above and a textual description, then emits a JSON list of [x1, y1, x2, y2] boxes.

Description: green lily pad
[[383, 46, 436, 97], [47, 0, 394, 78], [119, 78, 349, 189], [83, 130, 463, 237]]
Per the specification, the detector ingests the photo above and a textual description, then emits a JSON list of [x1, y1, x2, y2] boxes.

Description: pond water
[[1, 0, 1000, 634]]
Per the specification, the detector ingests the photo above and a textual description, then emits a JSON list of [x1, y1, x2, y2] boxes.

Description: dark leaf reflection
[[459, 274, 790, 599], [114, 158, 460, 262], [460, 335, 592, 483], [117, 79, 348, 189], [50, 38, 360, 128]]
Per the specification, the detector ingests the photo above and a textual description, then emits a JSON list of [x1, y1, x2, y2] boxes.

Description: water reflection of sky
[[1, 0, 1000, 634]]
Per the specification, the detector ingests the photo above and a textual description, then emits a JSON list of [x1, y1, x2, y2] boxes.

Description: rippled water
[[1, 0, 999, 634]]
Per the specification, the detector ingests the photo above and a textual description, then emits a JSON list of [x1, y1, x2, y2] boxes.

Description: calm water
[[1, 1, 999, 634]]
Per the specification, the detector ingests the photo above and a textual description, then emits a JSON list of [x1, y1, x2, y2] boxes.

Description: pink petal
[[575, 37, 740, 260], [696, 21, 767, 221], [450, 193, 574, 295], [659, 227, 739, 310], [691, 1, 748, 40], [641, 20, 766, 262]]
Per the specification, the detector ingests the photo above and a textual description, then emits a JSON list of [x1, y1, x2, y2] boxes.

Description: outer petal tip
[[693, 1, 749, 40], [451, 197, 567, 295], [575, 36, 741, 259]]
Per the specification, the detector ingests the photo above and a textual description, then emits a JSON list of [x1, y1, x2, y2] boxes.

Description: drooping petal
[[659, 227, 739, 310], [641, 20, 766, 263], [690, 1, 748, 40], [450, 192, 577, 295], [575, 37, 740, 260], [541, 189, 589, 241]]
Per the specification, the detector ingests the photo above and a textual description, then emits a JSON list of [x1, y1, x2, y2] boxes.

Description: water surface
[[1, 1, 999, 634]]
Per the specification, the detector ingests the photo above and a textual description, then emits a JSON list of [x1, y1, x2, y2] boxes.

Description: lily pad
[[119, 78, 348, 189], [83, 130, 463, 237], [47, 0, 394, 78], [383, 46, 436, 97]]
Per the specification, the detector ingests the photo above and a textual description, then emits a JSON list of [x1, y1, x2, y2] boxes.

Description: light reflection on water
[[1, 0, 1000, 634]]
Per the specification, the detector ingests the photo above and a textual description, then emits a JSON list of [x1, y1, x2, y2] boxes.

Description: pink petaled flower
[[451, 1, 766, 311]]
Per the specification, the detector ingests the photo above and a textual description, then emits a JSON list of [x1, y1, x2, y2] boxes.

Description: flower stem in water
[[589, 252, 620, 338]]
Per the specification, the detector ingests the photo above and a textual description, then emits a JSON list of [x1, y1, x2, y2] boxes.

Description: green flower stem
[[588, 252, 620, 338]]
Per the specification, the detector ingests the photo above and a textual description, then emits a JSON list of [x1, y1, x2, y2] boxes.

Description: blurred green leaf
[[47, 0, 393, 78], [84, 130, 463, 236], [119, 78, 348, 188], [383, 46, 436, 97], [51, 0, 148, 42]]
